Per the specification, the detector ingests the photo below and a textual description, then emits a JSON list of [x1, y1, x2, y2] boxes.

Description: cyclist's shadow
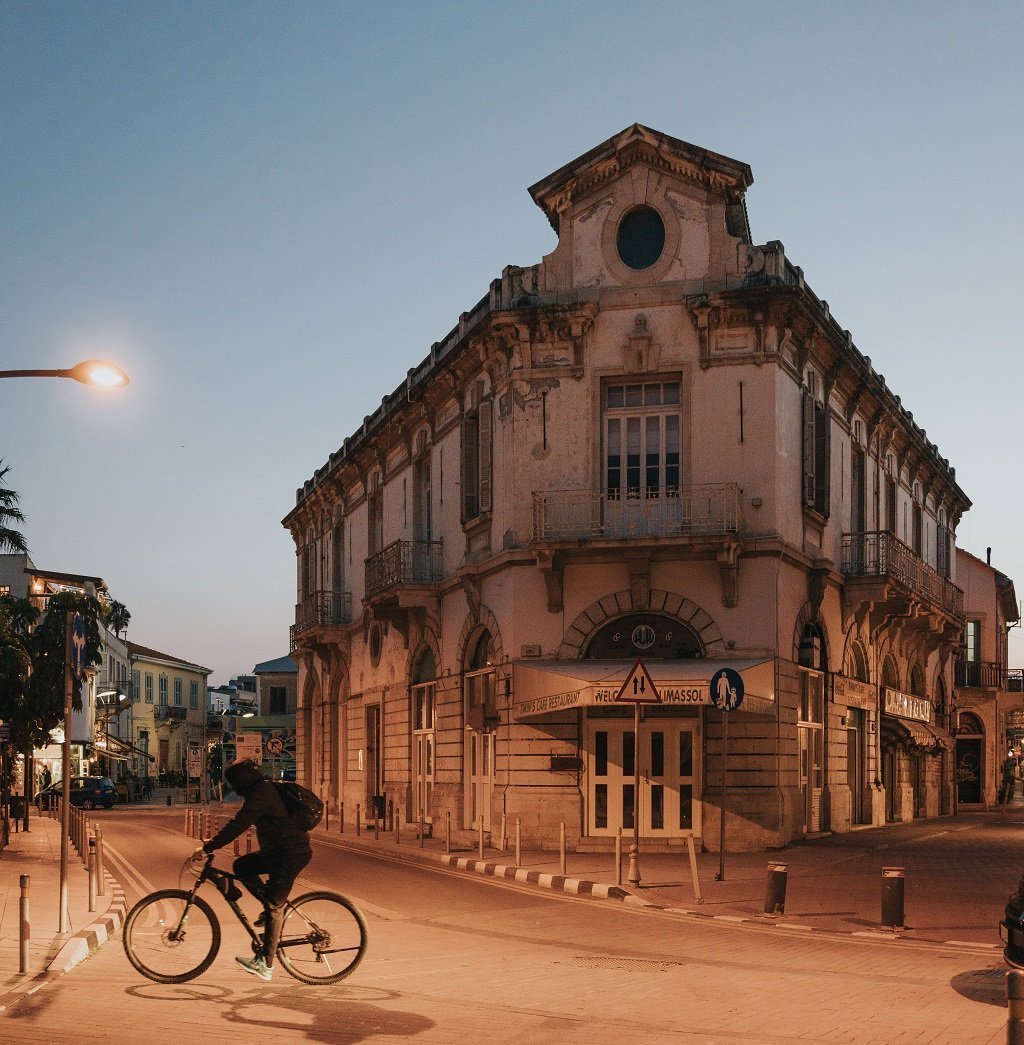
[[127, 982, 434, 1042]]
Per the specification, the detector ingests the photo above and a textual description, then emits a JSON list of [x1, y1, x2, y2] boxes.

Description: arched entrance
[[582, 612, 702, 839], [955, 711, 985, 805]]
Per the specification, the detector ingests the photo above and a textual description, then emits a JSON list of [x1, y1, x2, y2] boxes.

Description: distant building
[[254, 656, 297, 716]]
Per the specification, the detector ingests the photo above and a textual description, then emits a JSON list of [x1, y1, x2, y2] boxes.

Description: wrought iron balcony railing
[[365, 540, 443, 599], [532, 484, 741, 542], [957, 662, 1024, 690], [293, 590, 352, 632], [841, 530, 963, 618], [94, 678, 137, 711], [154, 705, 187, 722]]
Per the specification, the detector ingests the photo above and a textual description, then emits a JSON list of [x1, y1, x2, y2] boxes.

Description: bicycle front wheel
[[123, 889, 221, 983], [277, 891, 367, 985]]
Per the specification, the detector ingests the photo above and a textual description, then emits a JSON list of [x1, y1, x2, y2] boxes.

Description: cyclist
[[195, 757, 312, 981]]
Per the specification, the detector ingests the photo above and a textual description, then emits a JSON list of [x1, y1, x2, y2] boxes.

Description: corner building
[[284, 125, 970, 852]]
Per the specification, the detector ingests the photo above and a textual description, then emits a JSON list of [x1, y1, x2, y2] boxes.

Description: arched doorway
[[463, 630, 495, 829], [955, 711, 985, 805], [582, 612, 702, 839], [410, 648, 436, 825]]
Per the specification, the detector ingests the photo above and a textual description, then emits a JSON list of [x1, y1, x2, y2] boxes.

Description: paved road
[[1, 809, 1009, 1044]]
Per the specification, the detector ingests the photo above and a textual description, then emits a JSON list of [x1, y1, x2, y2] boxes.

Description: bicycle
[[123, 852, 368, 985]]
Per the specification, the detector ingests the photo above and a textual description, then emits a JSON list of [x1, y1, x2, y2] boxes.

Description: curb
[[48, 873, 128, 974], [440, 855, 634, 901]]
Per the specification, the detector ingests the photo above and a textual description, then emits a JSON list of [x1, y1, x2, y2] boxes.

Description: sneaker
[[235, 954, 272, 981]]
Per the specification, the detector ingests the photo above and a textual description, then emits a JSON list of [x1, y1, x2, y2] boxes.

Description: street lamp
[[0, 359, 129, 387]]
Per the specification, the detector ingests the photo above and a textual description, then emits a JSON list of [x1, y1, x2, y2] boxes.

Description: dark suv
[[35, 776, 117, 810]]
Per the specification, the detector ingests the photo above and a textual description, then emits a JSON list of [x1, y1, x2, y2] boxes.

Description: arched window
[[585, 613, 700, 660], [957, 711, 984, 735], [846, 641, 869, 683], [881, 656, 899, 691], [909, 664, 925, 697]]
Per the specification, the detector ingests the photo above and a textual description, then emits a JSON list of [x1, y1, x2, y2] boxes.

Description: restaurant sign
[[832, 674, 876, 710], [883, 687, 931, 723]]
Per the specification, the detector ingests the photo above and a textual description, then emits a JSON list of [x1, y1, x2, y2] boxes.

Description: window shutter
[[802, 390, 816, 507], [478, 400, 493, 514], [461, 412, 479, 521], [814, 401, 830, 517]]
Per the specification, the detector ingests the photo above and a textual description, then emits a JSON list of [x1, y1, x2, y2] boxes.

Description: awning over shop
[[882, 716, 949, 752], [512, 657, 775, 721], [89, 734, 155, 762]]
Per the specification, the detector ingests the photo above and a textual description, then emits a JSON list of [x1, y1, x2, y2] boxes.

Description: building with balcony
[[284, 125, 982, 851], [127, 641, 211, 780], [952, 548, 1021, 807]]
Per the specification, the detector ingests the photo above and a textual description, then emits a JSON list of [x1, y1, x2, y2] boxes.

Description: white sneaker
[[235, 954, 272, 981]]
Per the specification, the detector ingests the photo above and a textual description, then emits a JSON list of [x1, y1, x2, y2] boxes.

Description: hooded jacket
[[203, 761, 312, 858]]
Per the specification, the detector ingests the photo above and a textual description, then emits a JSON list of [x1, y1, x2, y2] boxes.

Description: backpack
[[275, 780, 324, 831]]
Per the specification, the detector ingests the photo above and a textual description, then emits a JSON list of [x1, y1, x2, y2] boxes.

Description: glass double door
[[585, 717, 699, 838]]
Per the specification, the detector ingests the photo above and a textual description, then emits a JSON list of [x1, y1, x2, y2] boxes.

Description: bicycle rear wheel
[[276, 891, 367, 985], [123, 889, 221, 983]]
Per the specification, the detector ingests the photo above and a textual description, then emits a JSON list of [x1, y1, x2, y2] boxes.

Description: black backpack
[[275, 780, 324, 831]]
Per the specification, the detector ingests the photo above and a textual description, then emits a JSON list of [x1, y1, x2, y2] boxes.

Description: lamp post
[[0, 360, 129, 387]]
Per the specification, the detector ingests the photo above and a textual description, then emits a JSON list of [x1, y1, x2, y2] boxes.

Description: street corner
[[48, 871, 128, 975]]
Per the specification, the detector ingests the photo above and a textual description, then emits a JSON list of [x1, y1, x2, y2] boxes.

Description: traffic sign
[[70, 612, 87, 679], [615, 659, 662, 704], [0, 724, 10, 742], [266, 736, 284, 756], [710, 667, 744, 711]]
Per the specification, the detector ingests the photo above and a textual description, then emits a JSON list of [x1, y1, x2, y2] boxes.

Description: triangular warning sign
[[615, 659, 662, 704]]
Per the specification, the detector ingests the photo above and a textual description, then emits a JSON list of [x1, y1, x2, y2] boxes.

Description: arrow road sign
[[615, 659, 662, 704]]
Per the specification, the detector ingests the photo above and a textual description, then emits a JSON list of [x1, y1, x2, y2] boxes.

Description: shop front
[[880, 687, 950, 821]]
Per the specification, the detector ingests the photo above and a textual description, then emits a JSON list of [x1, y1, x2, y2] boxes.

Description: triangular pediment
[[528, 123, 752, 231]]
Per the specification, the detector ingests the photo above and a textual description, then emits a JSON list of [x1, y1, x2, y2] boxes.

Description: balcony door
[[603, 380, 680, 537]]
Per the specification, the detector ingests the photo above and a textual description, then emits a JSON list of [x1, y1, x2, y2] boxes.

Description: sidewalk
[[0, 808, 126, 1010]]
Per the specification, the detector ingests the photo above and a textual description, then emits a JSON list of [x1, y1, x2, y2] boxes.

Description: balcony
[[957, 662, 1024, 690], [95, 678, 137, 712], [365, 540, 443, 599], [533, 484, 741, 542], [290, 590, 352, 653], [154, 705, 187, 723]]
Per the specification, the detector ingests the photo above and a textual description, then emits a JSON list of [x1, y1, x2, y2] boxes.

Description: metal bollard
[[560, 822, 567, 875], [87, 837, 97, 912], [515, 817, 521, 866], [94, 826, 106, 896], [396, 807, 402, 844], [419, 813, 425, 849], [478, 817, 484, 860], [19, 874, 30, 974], [500, 813, 507, 853], [325, 805, 331, 832], [233, 835, 240, 856], [246, 827, 253, 854], [881, 866, 905, 929], [445, 810, 451, 854], [615, 827, 622, 886], [356, 803, 361, 837], [764, 861, 788, 915], [374, 810, 380, 840], [387, 798, 394, 832], [1008, 969, 1024, 1045], [340, 801, 344, 833]]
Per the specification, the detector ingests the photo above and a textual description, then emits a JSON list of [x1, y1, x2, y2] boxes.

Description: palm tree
[[0, 461, 27, 554]]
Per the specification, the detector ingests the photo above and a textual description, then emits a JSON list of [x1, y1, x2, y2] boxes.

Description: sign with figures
[[710, 667, 745, 712], [186, 745, 202, 777], [235, 733, 262, 763]]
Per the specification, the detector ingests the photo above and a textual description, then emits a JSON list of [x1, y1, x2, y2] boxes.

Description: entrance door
[[365, 705, 382, 820], [847, 724, 862, 825], [956, 737, 983, 804], [465, 731, 493, 829], [585, 718, 700, 837], [799, 725, 823, 833]]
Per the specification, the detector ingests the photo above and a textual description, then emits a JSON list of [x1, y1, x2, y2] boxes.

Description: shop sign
[[883, 687, 930, 723], [833, 674, 876, 710]]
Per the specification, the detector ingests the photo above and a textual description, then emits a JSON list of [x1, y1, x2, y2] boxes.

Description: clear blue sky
[[2, 1, 1021, 683]]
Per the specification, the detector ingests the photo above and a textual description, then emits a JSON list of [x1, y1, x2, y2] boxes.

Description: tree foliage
[[0, 461, 27, 554]]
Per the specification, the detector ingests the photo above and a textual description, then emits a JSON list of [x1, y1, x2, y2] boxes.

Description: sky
[[1, 1, 1021, 684]]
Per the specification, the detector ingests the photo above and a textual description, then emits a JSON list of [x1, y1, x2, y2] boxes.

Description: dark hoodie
[[203, 760, 311, 859]]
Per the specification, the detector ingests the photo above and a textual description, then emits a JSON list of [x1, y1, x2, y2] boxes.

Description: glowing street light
[[0, 359, 129, 387]]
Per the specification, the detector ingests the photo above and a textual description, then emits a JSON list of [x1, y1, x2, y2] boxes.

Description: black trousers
[[233, 849, 312, 965]]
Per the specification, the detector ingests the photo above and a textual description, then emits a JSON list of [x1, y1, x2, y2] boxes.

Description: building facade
[[127, 642, 211, 781], [284, 125, 977, 851]]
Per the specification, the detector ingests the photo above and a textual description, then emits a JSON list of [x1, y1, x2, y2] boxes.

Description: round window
[[616, 206, 665, 270], [368, 623, 383, 666]]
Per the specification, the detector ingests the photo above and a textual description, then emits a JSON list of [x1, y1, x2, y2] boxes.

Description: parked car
[[278, 764, 297, 782], [35, 776, 118, 810]]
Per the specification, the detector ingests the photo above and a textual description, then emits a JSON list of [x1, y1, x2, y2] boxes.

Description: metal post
[[686, 834, 704, 904], [881, 866, 905, 928], [445, 810, 451, 854], [324, 805, 330, 831], [356, 803, 361, 836], [515, 817, 521, 866], [395, 806, 401, 844], [716, 706, 729, 881], [559, 821, 567, 875], [764, 861, 788, 915], [1008, 969, 1024, 1045], [374, 811, 380, 840], [627, 702, 641, 886], [94, 826, 105, 896], [500, 813, 507, 852], [87, 837, 96, 912], [59, 616, 74, 934], [19, 874, 30, 973], [615, 827, 622, 886], [478, 817, 484, 860], [246, 827, 252, 854], [419, 813, 425, 848], [340, 801, 344, 833], [387, 798, 394, 832]]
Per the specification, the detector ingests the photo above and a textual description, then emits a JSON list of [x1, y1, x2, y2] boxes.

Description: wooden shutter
[[802, 390, 816, 507], [478, 400, 492, 514]]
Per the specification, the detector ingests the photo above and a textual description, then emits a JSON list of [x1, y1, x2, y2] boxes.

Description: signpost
[[615, 660, 661, 886], [710, 667, 744, 881]]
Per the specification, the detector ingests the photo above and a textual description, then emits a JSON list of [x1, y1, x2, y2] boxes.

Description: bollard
[[560, 821, 567, 876], [87, 837, 97, 913], [233, 835, 240, 856], [419, 813, 425, 849], [246, 827, 253, 854], [340, 801, 344, 833], [387, 798, 394, 832], [396, 806, 401, 845], [515, 817, 521, 866], [478, 817, 484, 860], [94, 826, 106, 896], [615, 827, 622, 887], [166, 793, 172, 806], [356, 803, 361, 837], [325, 805, 331, 832], [19, 874, 30, 974], [445, 810, 451, 854], [500, 813, 507, 853], [374, 811, 380, 841], [763, 861, 788, 916], [881, 866, 905, 929], [1008, 969, 1024, 1045]]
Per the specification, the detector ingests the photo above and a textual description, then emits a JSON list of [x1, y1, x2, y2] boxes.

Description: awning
[[512, 658, 775, 721], [90, 735, 156, 762], [882, 716, 945, 751]]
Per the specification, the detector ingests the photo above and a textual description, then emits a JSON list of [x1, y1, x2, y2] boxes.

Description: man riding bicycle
[[195, 757, 312, 981]]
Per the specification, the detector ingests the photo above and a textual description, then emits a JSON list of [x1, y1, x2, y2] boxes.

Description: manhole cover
[[562, 956, 679, 973]]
